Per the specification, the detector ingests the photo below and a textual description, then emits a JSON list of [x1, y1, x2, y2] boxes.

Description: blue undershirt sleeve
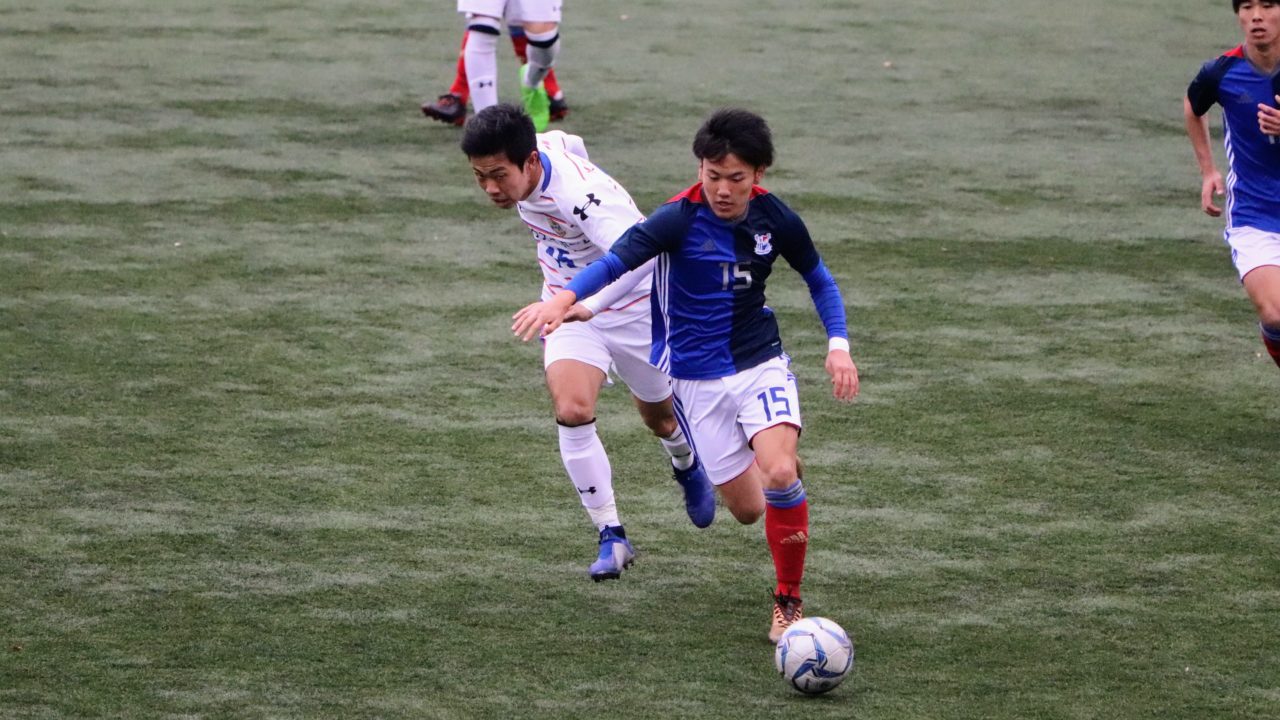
[[801, 260, 848, 341], [565, 253, 629, 301]]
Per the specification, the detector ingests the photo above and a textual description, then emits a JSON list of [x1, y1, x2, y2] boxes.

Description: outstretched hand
[[826, 349, 859, 402], [511, 292, 576, 341]]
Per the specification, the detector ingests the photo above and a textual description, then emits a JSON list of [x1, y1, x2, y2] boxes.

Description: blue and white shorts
[[1226, 225, 1280, 281], [671, 356, 803, 486]]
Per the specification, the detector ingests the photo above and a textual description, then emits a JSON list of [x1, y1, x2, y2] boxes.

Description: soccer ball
[[774, 616, 854, 694]]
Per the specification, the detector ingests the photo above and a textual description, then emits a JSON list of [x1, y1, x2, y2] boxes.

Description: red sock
[[447, 31, 469, 100], [1262, 328, 1280, 369], [544, 69, 562, 100], [765, 498, 808, 597], [511, 32, 529, 62]]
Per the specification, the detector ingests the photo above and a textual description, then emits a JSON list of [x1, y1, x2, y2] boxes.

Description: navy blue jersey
[[566, 183, 848, 380], [1187, 45, 1280, 233]]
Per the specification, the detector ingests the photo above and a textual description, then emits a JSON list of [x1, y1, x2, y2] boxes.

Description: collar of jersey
[[538, 151, 552, 193]]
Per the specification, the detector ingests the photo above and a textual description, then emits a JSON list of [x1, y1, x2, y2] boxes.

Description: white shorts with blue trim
[[671, 356, 803, 486], [1226, 225, 1280, 281], [457, 0, 561, 23]]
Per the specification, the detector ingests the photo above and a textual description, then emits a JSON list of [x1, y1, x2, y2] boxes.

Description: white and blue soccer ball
[[774, 616, 854, 694]]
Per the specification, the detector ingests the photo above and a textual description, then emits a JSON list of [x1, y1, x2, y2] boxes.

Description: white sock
[[559, 421, 619, 530], [523, 27, 559, 87], [463, 20, 500, 111], [660, 425, 695, 471]]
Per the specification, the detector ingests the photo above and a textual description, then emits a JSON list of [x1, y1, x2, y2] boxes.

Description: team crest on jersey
[[753, 233, 773, 256], [548, 217, 567, 235]]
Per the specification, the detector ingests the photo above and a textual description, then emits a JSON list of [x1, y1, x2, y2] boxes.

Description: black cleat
[[549, 96, 569, 122], [421, 93, 466, 126]]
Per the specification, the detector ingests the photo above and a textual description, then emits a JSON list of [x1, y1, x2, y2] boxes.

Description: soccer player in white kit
[[461, 103, 716, 581]]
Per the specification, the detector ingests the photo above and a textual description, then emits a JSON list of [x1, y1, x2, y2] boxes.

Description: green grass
[[2, 0, 1278, 718]]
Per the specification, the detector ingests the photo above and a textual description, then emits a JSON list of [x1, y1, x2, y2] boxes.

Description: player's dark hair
[[460, 103, 537, 168], [1233, 0, 1243, 10], [692, 108, 774, 169]]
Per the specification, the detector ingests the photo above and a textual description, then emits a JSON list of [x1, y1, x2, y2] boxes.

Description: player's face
[[699, 153, 766, 222], [1238, 1, 1280, 47], [469, 151, 540, 209]]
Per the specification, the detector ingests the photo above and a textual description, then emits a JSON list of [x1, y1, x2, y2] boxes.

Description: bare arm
[[1183, 96, 1225, 217]]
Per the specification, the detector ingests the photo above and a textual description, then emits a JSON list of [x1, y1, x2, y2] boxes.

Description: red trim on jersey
[[559, 152, 591, 181], [668, 182, 704, 203], [1225, 45, 1245, 58], [666, 182, 771, 205]]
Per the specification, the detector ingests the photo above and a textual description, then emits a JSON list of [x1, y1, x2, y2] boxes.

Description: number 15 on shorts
[[756, 386, 792, 422]]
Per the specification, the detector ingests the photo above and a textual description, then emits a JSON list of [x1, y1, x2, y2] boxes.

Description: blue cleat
[[673, 457, 716, 528], [589, 526, 635, 582]]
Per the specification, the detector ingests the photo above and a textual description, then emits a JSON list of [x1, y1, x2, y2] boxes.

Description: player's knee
[[757, 456, 799, 488], [633, 396, 677, 437], [553, 400, 594, 427], [1258, 305, 1280, 329], [645, 418, 677, 439]]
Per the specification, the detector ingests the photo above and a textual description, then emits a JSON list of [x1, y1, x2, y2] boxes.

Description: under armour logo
[[573, 193, 601, 220], [577, 486, 597, 495], [478, 80, 494, 88]]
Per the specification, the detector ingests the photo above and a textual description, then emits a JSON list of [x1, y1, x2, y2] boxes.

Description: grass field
[[3, 0, 1279, 717]]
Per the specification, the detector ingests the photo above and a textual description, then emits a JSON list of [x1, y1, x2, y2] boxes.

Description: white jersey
[[516, 130, 652, 326]]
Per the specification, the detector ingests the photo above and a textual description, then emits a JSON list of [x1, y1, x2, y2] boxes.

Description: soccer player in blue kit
[[513, 108, 860, 641], [1184, 0, 1280, 369]]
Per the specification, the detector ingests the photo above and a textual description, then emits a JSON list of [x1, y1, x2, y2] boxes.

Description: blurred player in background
[[422, 23, 568, 127], [1184, 0, 1280, 370], [423, 2, 565, 131], [461, 104, 716, 581], [513, 108, 859, 641]]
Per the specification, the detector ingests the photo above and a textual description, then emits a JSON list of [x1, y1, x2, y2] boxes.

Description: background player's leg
[[462, 15, 501, 112], [1243, 265, 1280, 369], [520, 22, 560, 88], [509, 24, 565, 113], [449, 31, 470, 101], [421, 30, 471, 124]]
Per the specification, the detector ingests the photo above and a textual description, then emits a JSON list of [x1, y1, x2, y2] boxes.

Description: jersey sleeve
[[1187, 57, 1228, 117], [777, 209, 848, 341], [539, 130, 590, 161]]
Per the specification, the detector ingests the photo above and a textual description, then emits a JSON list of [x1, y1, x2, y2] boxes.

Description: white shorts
[[543, 307, 671, 404], [1226, 226, 1280, 281], [458, 0, 561, 23], [671, 356, 802, 486]]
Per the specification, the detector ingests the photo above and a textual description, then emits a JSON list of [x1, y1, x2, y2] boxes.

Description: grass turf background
[[2, 1, 1277, 718]]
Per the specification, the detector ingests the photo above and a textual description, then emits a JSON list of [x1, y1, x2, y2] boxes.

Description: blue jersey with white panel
[[565, 183, 848, 380], [1187, 45, 1280, 233]]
